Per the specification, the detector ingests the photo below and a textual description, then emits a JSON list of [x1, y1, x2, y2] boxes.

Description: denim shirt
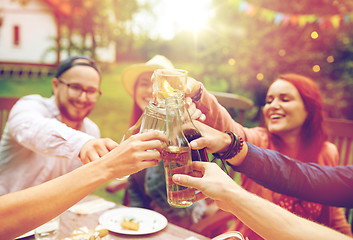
[[234, 143, 353, 208]]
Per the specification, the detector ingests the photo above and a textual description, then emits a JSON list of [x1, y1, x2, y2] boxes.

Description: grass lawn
[[90, 180, 126, 204]]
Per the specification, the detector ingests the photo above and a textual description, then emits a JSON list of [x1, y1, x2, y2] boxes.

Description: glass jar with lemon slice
[[122, 69, 187, 140], [153, 69, 188, 104]]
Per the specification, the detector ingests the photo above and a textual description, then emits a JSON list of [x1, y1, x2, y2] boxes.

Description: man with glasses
[[0, 56, 117, 196]]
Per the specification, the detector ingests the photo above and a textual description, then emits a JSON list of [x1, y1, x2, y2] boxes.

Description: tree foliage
[[43, 0, 353, 120], [183, 0, 353, 120], [45, 0, 142, 60]]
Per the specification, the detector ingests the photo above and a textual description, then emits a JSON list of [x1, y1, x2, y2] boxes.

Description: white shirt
[[0, 94, 100, 195]]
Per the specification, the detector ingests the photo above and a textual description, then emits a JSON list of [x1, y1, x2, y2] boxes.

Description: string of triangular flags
[[230, 0, 353, 29]]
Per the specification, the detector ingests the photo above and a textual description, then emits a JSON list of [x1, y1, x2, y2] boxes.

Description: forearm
[[10, 117, 94, 159], [232, 143, 353, 207], [0, 130, 166, 239], [228, 187, 352, 240], [196, 89, 245, 134], [195, 89, 271, 148], [0, 160, 110, 239]]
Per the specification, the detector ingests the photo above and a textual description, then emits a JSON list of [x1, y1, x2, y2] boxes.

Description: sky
[[133, 0, 214, 40]]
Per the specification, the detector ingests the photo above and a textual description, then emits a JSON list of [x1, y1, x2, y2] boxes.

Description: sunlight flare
[[153, 0, 213, 39]]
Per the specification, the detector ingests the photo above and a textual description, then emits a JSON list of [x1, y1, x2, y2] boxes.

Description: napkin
[[69, 198, 116, 215]]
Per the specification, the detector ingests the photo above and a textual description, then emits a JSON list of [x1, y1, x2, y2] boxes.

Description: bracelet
[[192, 83, 203, 102], [212, 131, 243, 160], [212, 131, 236, 160]]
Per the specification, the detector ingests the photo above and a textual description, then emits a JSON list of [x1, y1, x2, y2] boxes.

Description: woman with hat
[[121, 55, 174, 126], [121, 55, 208, 230]]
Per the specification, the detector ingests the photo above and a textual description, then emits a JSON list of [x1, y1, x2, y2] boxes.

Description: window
[[13, 25, 20, 46]]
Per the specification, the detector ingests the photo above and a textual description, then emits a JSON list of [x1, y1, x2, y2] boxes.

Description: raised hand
[[188, 121, 231, 154], [172, 161, 241, 213], [102, 131, 168, 179], [185, 97, 206, 122], [79, 138, 119, 163]]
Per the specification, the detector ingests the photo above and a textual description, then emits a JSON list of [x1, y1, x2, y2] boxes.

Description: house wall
[[0, 0, 58, 65]]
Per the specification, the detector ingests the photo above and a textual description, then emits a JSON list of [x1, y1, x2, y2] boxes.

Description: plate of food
[[98, 207, 168, 235]]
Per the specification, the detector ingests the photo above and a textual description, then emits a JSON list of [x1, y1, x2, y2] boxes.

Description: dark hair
[[55, 55, 101, 78], [270, 73, 327, 162]]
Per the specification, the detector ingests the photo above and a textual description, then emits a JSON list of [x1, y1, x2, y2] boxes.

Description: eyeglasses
[[58, 79, 102, 101]]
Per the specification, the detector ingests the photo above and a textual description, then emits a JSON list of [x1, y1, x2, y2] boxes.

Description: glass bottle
[[163, 96, 195, 208], [121, 101, 166, 142], [119, 101, 166, 181], [177, 97, 209, 162]]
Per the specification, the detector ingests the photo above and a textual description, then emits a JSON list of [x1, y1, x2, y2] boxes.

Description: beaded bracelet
[[212, 131, 244, 160]]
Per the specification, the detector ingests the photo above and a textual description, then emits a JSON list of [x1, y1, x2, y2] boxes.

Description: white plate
[[15, 229, 35, 239], [212, 231, 245, 240], [98, 207, 168, 235]]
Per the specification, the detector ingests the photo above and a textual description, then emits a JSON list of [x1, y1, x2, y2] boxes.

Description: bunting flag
[[230, 0, 353, 29]]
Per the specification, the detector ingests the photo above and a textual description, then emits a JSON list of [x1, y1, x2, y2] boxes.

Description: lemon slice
[[161, 80, 175, 97], [163, 80, 174, 92]]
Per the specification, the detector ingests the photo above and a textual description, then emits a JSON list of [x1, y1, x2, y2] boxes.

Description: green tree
[[191, 0, 353, 120], [42, 0, 143, 61]]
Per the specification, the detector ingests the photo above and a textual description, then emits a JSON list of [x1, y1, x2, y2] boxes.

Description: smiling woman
[[135, 0, 213, 40]]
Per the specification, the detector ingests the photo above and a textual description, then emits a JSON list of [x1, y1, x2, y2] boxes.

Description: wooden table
[[51, 196, 211, 240]]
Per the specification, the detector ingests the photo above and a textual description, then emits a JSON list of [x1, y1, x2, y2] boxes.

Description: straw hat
[[121, 55, 175, 97]]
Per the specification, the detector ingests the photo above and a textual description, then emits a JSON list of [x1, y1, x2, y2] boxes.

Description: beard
[[58, 100, 93, 122]]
